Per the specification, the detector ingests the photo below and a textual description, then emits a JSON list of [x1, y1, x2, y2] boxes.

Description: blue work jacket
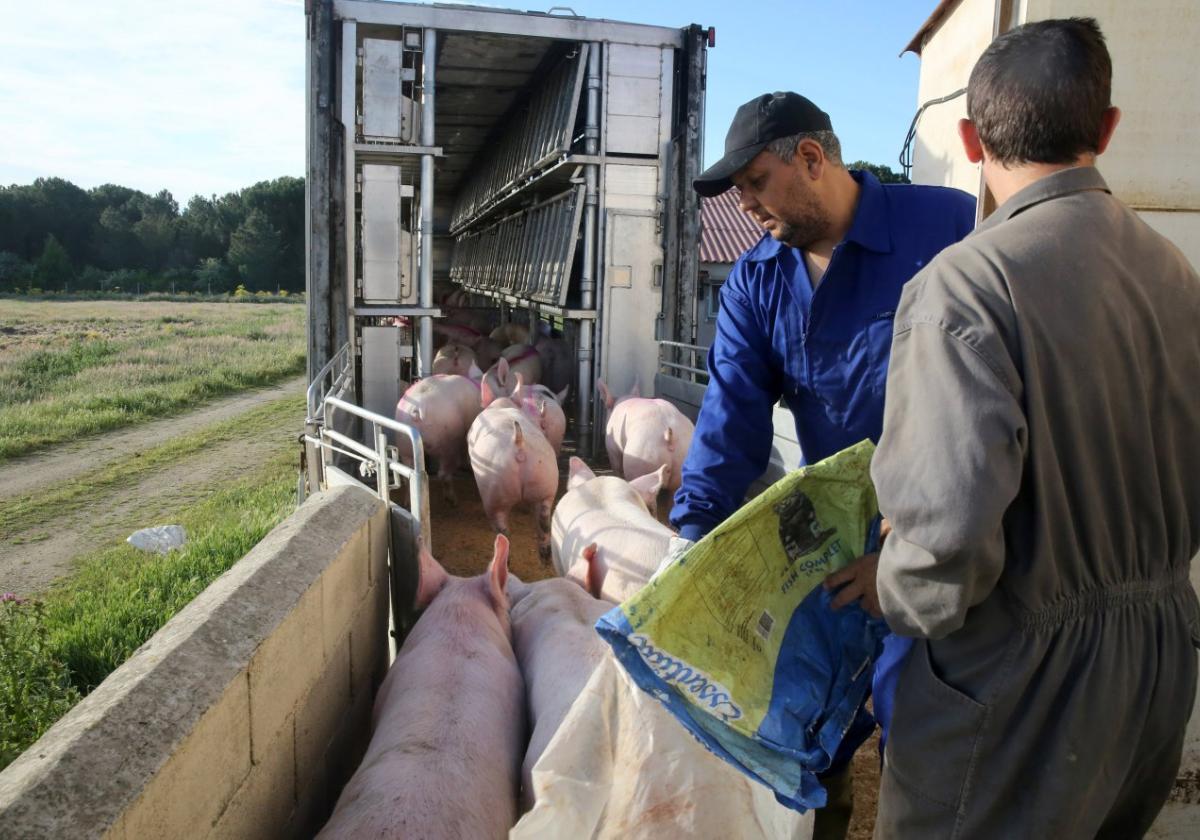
[[671, 171, 976, 543]]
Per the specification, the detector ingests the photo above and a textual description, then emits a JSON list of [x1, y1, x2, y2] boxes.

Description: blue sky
[[0, 0, 935, 202]]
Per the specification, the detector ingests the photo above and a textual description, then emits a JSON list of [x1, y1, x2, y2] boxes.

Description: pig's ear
[[629, 378, 641, 399], [488, 534, 511, 610], [582, 543, 605, 599], [415, 546, 449, 611], [497, 356, 510, 385], [467, 362, 483, 382], [480, 377, 498, 408], [513, 372, 525, 393], [596, 379, 614, 410], [568, 456, 596, 489], [556, 385, 570, 404], [629, 466, 666, 508]]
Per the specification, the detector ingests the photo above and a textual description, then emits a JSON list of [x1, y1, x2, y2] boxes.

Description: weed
[[0, 598, 82, 768]]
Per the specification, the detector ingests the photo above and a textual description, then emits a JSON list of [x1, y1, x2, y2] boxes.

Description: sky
[[0, 0, 936, 204]]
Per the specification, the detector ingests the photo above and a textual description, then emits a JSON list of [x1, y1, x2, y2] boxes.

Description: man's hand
[[652, 536, 694, 580], [823, 553, 883, 618]]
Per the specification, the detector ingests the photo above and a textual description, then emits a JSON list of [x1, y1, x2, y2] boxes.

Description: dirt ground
[[0, 378, 305, 596], [426, 444, 882, 838]]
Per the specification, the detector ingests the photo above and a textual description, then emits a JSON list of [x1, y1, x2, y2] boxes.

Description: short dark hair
[[967, 17, 1112, 165]]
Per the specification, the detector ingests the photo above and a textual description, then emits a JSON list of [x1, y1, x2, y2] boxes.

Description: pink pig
[[394, 371, 482, 502], [551, 458, 674, 603], [511, 381, 569, 454], [596, 379, 695, 507], [318, 536, 524, 840], [467, 380, 559, 563], [432, 342, 477, 376], [507, 576, 611, 811]]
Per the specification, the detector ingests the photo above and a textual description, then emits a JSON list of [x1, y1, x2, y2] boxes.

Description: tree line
[[0, 176, 304, 295]]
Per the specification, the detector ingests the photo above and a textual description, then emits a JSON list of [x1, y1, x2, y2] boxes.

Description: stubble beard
[[767, 185, 830, 250]]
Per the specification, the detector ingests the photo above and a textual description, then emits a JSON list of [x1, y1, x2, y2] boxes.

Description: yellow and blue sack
[[596, 440, 888, 810]]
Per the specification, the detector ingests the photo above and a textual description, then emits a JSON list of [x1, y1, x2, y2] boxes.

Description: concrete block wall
[[0, 483, 391, 840]]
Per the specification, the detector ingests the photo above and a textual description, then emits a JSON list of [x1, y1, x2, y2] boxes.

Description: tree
[[848, 160, 910, 184], [0, 251, 32, 292], [193, 257, 233, 295], [35, 234, 73, 291], [227, 209, 282, 292]]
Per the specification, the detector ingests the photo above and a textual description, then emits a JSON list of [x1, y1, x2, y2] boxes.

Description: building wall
[[909, 0, 994, 195]]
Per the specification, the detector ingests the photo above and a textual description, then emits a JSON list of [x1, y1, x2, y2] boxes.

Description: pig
[[511, 380, 569, 454], [467, 381, 559, 563], [534, 335, 574, 394], [501, 343, 542, 385], [551, 457, 674, 602], [596, 379, 695, 505], [472, 336, 503, 373], [481, 348, 541, 399], [490, 322, 530, 345], [432, 321, 484, 350], [432, 320, 503, 369], [507, 576, 612, 812], [318, 536, 524, 840], [432, 342, 477, 377], [394, 370, 483, 503]]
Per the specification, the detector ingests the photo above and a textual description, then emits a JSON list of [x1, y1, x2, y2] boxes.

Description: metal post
[[577, 43, 601, 456], [305, 0, 334, 383], [418, 29, 437, 377]]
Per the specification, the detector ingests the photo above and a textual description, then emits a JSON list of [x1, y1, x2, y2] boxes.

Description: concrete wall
[[0, 483, 390, 840]]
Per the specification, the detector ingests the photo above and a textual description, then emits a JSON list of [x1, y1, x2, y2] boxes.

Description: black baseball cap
[[694, 91, 833, 197]]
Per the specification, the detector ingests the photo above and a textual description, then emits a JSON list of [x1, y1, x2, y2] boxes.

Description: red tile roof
[[699, 188, 764, 264]]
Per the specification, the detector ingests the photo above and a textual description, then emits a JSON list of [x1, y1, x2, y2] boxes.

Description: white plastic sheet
[[126, 524, 186, 554], [511, 654, 813, 840]]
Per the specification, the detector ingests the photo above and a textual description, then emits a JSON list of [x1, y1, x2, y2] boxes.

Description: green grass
[[0, 395, 303, 540], [0, 449, 299, 770], [0, 300, 305, 462]]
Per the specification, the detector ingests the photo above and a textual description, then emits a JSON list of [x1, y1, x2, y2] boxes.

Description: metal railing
[[658, 340, 709, 385], [449, 185, 586, 305], [306, 342, 354, 420], [305, 395, 432, 553], [449, 44, 589, 233], [302, 342, 430, 551]]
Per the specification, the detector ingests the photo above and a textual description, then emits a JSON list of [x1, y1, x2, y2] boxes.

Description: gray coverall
[[870, 166, 1200, 839]]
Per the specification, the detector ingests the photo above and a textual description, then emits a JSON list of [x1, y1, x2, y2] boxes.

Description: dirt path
[[0, 379, 305, 596], [0, 377, 306, 503]]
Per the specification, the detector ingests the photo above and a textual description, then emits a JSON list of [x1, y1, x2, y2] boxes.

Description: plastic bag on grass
[[596, 440, 888, 811], [127, 524, 187, 554]]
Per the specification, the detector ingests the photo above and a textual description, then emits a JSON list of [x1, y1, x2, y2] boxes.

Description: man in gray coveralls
[[869, 18, 1200, 839]]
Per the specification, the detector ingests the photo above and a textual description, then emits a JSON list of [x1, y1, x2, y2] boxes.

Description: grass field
[[0, 445, 299, 770], [0, 299, 305, 461], [0, 298, 310, 770]]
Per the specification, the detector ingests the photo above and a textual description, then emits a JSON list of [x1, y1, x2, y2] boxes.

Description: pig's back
[[320, 595, 523, 839]]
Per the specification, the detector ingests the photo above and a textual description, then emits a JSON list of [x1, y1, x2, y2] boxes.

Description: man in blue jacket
[[668, 91, 975, 837]]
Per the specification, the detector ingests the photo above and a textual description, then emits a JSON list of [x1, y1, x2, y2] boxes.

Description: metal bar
[[576, 41, 601, 456], [417, 28, 436, 377], [333, 0, 687, 47], [353, 143, 444, 156]]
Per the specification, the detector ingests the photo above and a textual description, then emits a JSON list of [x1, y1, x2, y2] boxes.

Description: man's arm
[[871, 313, 1026, 639], [670, 270, 783, 542]]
